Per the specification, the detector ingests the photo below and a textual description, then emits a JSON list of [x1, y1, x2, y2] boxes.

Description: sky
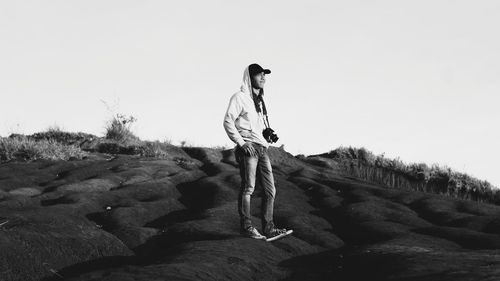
[[0, 1, 499, 186]]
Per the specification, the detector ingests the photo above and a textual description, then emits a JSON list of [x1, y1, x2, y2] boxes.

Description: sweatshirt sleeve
[[223, 94, 246, 147]]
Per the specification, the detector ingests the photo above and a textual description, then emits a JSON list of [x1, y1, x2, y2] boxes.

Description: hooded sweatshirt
[[223, 66, 270, 148]]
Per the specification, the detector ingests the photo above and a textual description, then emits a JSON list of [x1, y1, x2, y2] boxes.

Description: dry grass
[[0, 136, 87, 162], [141, 141, 171, 158], [29, 129, 97, 146], [0, 113, 177, 162], [320, 146, 498, 204]]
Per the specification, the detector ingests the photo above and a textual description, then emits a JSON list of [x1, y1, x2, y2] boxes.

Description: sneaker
[[263, 225, 288, 239], [240, 226, 266, 240]]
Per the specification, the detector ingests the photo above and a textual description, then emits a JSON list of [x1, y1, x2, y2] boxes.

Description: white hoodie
[[223, 66, 270, 148]]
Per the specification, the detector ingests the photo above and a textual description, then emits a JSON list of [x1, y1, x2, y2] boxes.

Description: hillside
[[1, 142, 500, 281]]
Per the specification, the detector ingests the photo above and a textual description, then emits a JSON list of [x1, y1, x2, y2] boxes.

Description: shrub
[[104, 114, 139, 143]]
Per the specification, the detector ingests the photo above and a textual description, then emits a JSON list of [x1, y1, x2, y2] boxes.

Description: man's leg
[[257, 147, 276, 232], [235, 145, 259, 230]]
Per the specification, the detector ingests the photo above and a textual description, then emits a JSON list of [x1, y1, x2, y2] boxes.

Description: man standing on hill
[[223, 63, 289, 240]]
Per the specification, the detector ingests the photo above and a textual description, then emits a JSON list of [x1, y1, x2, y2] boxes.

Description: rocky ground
[[1, 145, 500, 281]]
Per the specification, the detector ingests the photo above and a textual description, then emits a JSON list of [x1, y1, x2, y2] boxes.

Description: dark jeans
[[235, 142, 276, 231]]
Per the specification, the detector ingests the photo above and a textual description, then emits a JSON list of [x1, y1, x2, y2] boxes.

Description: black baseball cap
[[248, 63, 271, 76]]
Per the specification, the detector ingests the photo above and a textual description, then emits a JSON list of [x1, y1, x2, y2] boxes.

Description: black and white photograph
[[0, 1, 499, 280]]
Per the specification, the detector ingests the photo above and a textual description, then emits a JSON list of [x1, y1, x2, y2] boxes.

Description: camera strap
[[252, 92, 271, 129], [261, 98, 271, 129]]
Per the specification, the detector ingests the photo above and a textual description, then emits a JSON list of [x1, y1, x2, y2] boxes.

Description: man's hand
[[240, 142, 258, 157]]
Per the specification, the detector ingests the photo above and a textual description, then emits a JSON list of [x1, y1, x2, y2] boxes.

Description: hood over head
[[240, 66, 255, 98], [240, 64, 270, 99]]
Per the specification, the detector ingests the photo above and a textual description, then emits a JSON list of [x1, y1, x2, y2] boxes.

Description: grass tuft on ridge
[[0, 136, 87, 162], [318, 146, 498, 204], [104, 114, 139, 143]]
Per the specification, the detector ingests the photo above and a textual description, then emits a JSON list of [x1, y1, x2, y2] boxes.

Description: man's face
[[251, 72, 266, 89]]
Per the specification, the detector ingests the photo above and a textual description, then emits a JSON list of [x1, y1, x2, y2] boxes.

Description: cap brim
[[264, 69, 271, 74]]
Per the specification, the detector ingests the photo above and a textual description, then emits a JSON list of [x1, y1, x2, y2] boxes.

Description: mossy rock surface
[[1, 145, 500, 281]]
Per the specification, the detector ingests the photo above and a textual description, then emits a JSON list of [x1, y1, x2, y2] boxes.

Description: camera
[[262, 128, 279, 143]]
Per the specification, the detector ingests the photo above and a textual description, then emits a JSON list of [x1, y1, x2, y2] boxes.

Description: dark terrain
[[1, 145, 500, 281]]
